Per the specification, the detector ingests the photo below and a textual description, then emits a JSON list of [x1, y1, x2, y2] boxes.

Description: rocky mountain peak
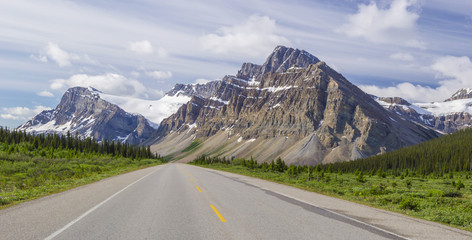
[[19, 87, 155, 145], [150, 47, 439, 165], [260, 45, 320, 75], [445, 88, 472, 102], [236, 62, 262, 80], [235, 46, 320, 81], [166, 81, 221, 99]]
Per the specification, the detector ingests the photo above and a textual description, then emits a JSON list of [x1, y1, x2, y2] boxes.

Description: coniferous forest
[[0, 127, 157, 160], [0, 127, 164, 207], [322, 128, 472, 175]]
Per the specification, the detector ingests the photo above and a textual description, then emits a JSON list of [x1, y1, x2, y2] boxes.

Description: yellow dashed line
[[190, 178, 194, 182], [210, 205, 226, 222], [196, 186, 202, 192]]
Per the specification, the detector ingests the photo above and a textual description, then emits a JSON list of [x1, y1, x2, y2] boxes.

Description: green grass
[[0, 152, 165, 209], [190, 161, 472, 232]]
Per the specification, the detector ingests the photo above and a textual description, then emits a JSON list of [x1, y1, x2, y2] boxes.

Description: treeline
[[0, 127, 157, 160], [321, 128, 472, 176], [192, 155, 289, 172], [191, 155, 315, 179], [191, 128, 472, 177]]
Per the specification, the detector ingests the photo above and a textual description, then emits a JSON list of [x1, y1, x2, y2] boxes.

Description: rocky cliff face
[[445, 88, 472, 102], [18, 87, 155, 145], [149, 46, 440, 165], [166, 81, 221, 99]]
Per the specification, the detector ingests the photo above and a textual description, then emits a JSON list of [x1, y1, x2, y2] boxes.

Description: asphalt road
[[1, 163, 471, 240]]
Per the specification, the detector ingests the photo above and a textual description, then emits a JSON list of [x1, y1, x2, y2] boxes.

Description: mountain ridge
[[376, 91, 472, 133], [149, 46, 440, 165]]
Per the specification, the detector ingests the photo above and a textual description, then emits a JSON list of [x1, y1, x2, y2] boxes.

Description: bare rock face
[[237, 63, 262, 80], [445, 88, 472, 102], [149, 46, 440, 165], [260, 45, 320, 75], [166, 81, 221, 99], [378, 97, 411, 106], [18, 87, 155, 145]]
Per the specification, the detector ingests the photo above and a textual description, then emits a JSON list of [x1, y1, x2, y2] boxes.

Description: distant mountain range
[[376, 89, 472, 133], [18, 46, 471, 165]]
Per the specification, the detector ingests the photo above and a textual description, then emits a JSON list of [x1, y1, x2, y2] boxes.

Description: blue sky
[[0, 0, 471, 128]]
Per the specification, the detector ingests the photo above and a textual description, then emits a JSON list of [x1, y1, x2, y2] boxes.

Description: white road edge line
[[263, 188, 411, 240], [44, 166, 161, 240]]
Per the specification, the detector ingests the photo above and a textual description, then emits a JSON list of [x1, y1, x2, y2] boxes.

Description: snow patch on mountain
[[414, 99, 472, 116], [97, 92, 190, 127]]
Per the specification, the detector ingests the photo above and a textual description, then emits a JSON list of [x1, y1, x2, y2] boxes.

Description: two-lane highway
[[1, 163, 472, 239]]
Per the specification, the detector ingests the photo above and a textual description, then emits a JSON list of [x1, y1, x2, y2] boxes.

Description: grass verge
[[0, 155, 165, 209]]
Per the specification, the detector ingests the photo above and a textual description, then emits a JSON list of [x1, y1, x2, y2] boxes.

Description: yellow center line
[[190, 178, 194, 182], [186, 174, 190, 177], [195, 186, 202, 192], [210, 205, 226, 222]]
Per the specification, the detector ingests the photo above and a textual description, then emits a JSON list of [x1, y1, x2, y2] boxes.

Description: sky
[[0, 0, 471, 128]]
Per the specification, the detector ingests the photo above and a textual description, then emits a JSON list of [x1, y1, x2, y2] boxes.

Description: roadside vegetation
[[0, 127, 165, 208], [189, 128, 472, 231]]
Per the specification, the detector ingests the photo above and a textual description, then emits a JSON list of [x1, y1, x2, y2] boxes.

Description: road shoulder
[[192, 164, 472, 240]]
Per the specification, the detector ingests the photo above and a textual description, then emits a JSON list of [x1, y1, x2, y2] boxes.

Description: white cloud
[[31, 42, 95, 67], [336, 0, 425, 49], [46, 42, 71, 66], [432, 56, 472, 91], [37, 90, 54, 97], [1, 106, 51, 120], [360, 55, 472, 102], [49, 73, 163, 99], [128, 40, 154, 54], [390, 52, 415, 61], [194, 78, 212, 84], [146, 70, 173, 79], [200, 15, 290, 57]]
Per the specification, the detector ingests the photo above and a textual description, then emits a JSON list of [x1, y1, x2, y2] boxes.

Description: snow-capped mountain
[[18, 87, 156, 145], [376, 89, 472, 133], [94, 81, 221, 127], [445, 88, 472, 102], [149, 46, 440, 165], [18, 80, 223, 145]]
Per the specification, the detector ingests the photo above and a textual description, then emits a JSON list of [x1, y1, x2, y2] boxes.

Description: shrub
[[405, 179, 412, 189], [0, 196, 9, 205], [443, 190, 462, 198], [399, 197, 419, 211], [356, 172, 366, 183]]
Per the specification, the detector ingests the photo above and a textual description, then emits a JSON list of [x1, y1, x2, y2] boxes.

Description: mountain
[[96, 82, 220, 127], [376, 90, 472, 133], [325, 127, 472, 175], [18, 87, 155, 145], [148, 46, 440, 165], [166, 81, 221, 99], [445, 88, 472, 102]]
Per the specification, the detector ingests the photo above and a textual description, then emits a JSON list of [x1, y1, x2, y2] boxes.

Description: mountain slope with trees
[[323, 128, 472, 175]]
